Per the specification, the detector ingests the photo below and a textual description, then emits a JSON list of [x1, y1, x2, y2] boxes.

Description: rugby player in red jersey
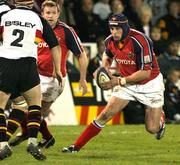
[[62, 13, 165, 153], [7, 0, 87, 148]]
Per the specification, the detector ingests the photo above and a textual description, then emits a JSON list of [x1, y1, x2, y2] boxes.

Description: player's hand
[[42, 108, 55, 119], [54, 70, 63, 87], [100, 76, 119, 90], [93, 67, 113, 79], [42, 108, 55, 122], [79, 78, 88, 95], [93, 67, 115, 90]]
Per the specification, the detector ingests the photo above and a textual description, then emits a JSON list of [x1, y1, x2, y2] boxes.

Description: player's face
[[110, 26, 123, 41], [42, 6, 60, 28]]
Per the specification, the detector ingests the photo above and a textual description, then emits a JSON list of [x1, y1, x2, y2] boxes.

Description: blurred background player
[[87, 36, 105, 77], [157, 0, 180, 41], [158, 38, 180, 78], [150, 25, 166, 57], [7, 0, 88, 149], [0, 0, 62, 160], [164, 68, 180, 123], [62, 13, 165, 153]]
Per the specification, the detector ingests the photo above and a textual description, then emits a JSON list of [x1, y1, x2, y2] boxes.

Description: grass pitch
[[2, 125, 180, 165]]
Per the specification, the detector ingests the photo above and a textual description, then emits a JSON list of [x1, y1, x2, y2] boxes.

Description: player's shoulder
[[0, 8, 10, 18], [57, 21, 75, 33], [129, 29, 144, 38], [130, 28, 151, 42], [8, 7, 40, 18]]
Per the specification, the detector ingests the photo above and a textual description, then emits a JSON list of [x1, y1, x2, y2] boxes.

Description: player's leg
[[9, 103, 55, 148], [38, 75, 65, 148], [38, 100, 55, 148], [137, 73, 165, 139], [0, 91, 12, 160], [22, 84, 46, 160], [0, 57, 22, 159], [62, 96, 129, 153], [7, 96, 28, 146], [145, 107, 165, 139], [145, 107, 164, 133], [10, 100, 56, 149]]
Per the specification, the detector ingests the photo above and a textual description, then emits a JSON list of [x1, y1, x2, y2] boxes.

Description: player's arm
[[50, 46, 62, 82], [65, 27, 88, 95], [40, 17, 62, 83], [124, 70, 151, 84], [0, 26, 2, 41], [93, 41, 113, 84], [123, 34, 154, 85], [102, 37, 114, 68], [102, 51, 113, 68], [78, 50, 88, 95], [99, 69, 151, 90], [0, 10, 9, 41]]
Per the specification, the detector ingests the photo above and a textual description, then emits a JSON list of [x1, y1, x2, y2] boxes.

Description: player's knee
[[13, 100, 27, 109], [12, 96, 27, 112]]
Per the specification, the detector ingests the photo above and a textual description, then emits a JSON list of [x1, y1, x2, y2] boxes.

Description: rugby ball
[[95, 67, 111, 89]]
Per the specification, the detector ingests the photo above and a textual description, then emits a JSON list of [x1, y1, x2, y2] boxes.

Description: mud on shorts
[[40, 74, 66, 102]]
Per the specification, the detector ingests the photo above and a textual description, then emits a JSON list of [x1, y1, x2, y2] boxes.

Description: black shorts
[[0, 57, 40, 94]]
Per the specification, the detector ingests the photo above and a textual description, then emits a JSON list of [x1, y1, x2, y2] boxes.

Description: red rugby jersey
[[38, 21, 83, 77], [105, 29, 160, 84]]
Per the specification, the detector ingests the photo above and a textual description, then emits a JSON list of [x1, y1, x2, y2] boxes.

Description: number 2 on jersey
[[10, 29, 24, 47]]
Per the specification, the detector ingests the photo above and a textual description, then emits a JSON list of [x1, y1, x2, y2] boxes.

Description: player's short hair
[[41, 0, 60, 12]]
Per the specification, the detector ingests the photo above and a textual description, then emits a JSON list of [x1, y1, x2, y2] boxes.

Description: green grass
[[2, 125, 180, 165]]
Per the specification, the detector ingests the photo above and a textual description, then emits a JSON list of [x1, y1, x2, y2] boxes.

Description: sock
[[27, 105, 41, 138], [0, 108, 7, 142], [6, 109, 26, 141], [0, 142, 8, 149], [21, 111, 28, 135], [28, 137, 38, 146], [39, 119, 52, 140], [74, 120, 103, 150]]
